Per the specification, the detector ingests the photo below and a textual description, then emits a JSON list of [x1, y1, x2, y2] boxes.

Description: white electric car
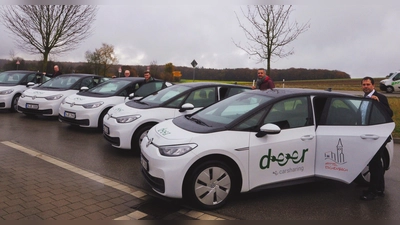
[[58, 77, 172, 130], [103, 82, 251, 151], [0, 70, 50, 112], [18, 74, 108, 117], [140, 88, 395, 210]]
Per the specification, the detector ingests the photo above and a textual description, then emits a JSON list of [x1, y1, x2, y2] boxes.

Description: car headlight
[[0, 89, 14, 95], [158, 144, 197, 156], [45, 94, 63, 100], [116, 115, 141, 123], [82, 101, 104, 109]]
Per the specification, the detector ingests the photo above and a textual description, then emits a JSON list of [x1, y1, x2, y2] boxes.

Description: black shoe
[[360, 190, 377, 200]]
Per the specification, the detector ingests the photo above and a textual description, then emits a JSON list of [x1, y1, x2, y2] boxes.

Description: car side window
[[184, 87, 216, 108], [325, 98, 360, 125], [263, 96, 310, 129]]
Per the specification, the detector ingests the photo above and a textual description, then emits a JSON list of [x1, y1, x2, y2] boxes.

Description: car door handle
[[301, 135, 314, 141], [360, 134, 379, 140]]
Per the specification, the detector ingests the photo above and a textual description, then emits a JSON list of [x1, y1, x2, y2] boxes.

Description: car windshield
[[190, 92, 273, 127], [87, 79, 133, 95], [138, 85, 191, 105], [40, 75, 80, 89], [0, 71, 26, 84]]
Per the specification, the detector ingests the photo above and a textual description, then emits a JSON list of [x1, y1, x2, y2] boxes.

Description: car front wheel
[[386, 86, 394, 93], [10, 94, 21, 112], [184, 160, 236, 210], [132, 124, 155, 152]]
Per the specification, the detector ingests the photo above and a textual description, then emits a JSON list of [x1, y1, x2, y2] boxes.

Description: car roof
[[177, 82, 250, 89], [57, 73, 101, 77], [251, 88, 356, 99]]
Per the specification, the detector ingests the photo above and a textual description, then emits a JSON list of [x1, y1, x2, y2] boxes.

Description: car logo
[[70, 102, 75, 107], [146, 138, 153, 147], [32, 96, 36, 100]]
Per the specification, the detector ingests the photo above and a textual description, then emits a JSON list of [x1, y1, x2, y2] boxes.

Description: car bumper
[[0, 95, 12, 109], [140, 136, 195, 199], [17, 97, 61, 116], [102, 117, 138, 149], [59, 104, 101, 127]]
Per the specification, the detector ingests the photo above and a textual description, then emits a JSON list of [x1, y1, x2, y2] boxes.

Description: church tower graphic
[[324, 138, 346, 164]]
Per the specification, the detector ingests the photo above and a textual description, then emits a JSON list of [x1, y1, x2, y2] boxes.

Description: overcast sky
[[1, 1, 400, 78]]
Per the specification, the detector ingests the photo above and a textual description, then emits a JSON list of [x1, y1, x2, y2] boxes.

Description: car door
[[247, 96, 316, 189], [314, 96, 395, 183]]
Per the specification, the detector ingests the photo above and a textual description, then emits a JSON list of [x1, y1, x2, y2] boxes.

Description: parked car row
[[2, 70, 395, 210]]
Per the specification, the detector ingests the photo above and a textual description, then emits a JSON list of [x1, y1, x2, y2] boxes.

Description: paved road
[[1, 109, 400, 220]]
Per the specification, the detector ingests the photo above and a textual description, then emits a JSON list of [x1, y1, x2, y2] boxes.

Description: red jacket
[[257, 76, 275, 90]]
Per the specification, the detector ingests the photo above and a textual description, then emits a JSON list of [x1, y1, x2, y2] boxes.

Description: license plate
[[103, 125, 109, 134], [64, 111, 76, 119], [26, 103, 39, 109], [141, 155, 149, 171]]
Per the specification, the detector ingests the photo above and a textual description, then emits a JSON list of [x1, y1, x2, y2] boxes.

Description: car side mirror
[[256, 123, 281, 137], [128, 93, 135, 100], [80, 86, 89, 92], [179, 103, 195, 112], [26, 82, 35, 87]]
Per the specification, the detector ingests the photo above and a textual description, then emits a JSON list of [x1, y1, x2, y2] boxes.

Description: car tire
[[183, 160, 236, 210], [10, 94, 21, 112], [98, 109, 110, 131], [386, 86, 394, 93], [131, 124, 155, 152], [354, 150, 389, 185]]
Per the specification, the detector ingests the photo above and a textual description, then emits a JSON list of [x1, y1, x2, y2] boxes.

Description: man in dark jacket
[[53, 65, 62, 77], [252, 68, 275, 90], [359, 76, 393, 201]]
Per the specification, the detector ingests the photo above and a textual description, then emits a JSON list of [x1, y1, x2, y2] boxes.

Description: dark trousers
[[368, 144, 385, 192]]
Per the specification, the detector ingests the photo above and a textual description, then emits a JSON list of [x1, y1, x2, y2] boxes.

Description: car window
[[223, 87, 250, 99], [323, 97, 390, 126], [193, 93, 271, 127], [134, 81, 165, 97], [263, 96, 310, 129], [140, 85, 191, 105], [184, 87, 216, 108]]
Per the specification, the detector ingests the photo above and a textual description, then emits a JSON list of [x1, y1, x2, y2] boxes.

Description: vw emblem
[[70, 102, 75, 107], [32, 96, 36, 100], [146, 138, 153, 147]]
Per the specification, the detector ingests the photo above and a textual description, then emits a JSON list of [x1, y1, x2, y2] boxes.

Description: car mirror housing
[[256, 123, 281, 137], [128, 93, 135, 100], [26, 82, 35, 87], [80, 86, 89, 92], [179, 103, 195, 112]]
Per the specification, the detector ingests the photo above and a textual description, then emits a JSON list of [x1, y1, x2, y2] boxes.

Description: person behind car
[[53, 65, 62, 77], [143, 71, 155, 83], [252, 68, 275, 90], [124, 70, 131, 77], [359, 76, 393, 201]]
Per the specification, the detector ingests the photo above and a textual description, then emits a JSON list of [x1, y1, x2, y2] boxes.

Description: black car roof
[[251, 88, 356, 98], [177, 82, 250, 89]]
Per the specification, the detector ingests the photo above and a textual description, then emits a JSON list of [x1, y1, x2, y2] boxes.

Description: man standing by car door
[[360, 76, 393, 201]]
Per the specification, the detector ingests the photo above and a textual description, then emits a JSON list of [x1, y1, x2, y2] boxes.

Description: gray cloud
[[1, 3, 400, 78]]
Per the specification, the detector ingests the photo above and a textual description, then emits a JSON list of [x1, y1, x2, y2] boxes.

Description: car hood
[[22, 88, 69, 97], [149, 119, 194, 144], [64, 94, 105, 104], [107, 102, 146, 117]]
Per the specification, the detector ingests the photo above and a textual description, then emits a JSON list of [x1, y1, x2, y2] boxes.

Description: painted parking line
[[1, 141, 231, 220]]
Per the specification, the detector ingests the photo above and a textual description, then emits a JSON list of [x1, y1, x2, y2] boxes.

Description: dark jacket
[[372, 90, 393, 117]]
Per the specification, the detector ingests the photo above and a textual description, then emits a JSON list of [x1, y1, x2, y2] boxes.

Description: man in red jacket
[[252, 68, 275, 90]]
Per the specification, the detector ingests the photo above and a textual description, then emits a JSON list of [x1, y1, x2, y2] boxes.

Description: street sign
[[191, 60, 197, 68]]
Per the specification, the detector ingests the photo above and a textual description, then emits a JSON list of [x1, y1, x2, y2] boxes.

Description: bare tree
[[85, 43, 118, 77], [234, 5, 310, 75], [0, 5, 98, 72]]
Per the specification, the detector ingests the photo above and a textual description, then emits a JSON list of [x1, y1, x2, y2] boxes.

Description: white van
[[379, 71, 400, 93]]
